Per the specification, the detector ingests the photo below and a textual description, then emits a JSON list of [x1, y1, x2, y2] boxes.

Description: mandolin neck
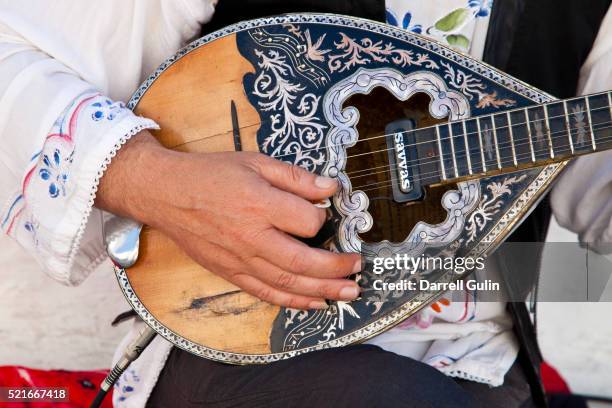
[[391, 90, 612, 192]]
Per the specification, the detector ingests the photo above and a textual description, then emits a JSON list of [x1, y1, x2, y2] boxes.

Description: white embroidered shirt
[[0, 1, 610, 407]]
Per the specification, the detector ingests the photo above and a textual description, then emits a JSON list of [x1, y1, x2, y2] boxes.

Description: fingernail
[[352, 258, 362, 274], [339, 286, 360, 300], [315, 176, 337, 189], [309, 301, 329, 310], [313, 198, 331, 208]]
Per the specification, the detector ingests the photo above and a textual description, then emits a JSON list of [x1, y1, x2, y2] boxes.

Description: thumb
[[253, 155, 338, 200]]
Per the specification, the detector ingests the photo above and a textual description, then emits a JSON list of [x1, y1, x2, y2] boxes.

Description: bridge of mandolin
[[345, 89, 454, 244]]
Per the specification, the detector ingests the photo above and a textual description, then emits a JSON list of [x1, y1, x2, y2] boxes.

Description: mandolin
[[110, 14, 612, 364]]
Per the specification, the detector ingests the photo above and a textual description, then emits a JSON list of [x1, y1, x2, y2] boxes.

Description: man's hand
[[96, 131, 361, 310]]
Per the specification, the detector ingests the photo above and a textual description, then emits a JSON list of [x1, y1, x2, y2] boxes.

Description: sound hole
[[344, 88, 453, 243]]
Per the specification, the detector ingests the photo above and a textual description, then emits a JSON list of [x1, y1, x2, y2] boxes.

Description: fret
[[479, 115, 499, 170], [585, 96, 596, 150], [476, 117, 487, 172], [562, 100, 574, 154], [524, 108, 536, 162], [587, 93, 612, 152], [491, 113, 515, 168], [448, 123, 458, 177], [545, 101, 571, 159], [527, 105, 552, 161], [491, 117, 502, 169], [505, 112, 518, 166], [435, 125, 447, 180], [543, 104, 554, 158], [508, 110, 531, 166], [450, 122, 470, 177], [461, 120, 474, 176], [413, 126, 442, 186], [465, 118, 484, 174], [437, 124, 456, 179], [462, 120, 473, 175], [565, 97, 592, 154]]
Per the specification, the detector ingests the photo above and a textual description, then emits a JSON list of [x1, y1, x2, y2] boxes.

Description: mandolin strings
[[351, 122, 612, 194], [348, 121, 612, 183], [268, 104, 612, 163], [355, 123, 612, 193]]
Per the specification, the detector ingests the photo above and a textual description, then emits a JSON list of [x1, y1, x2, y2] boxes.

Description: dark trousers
[[148, 345, 534, 408]]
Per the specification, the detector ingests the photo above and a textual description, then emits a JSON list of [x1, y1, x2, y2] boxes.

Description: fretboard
[[402, 90, 612, 186]]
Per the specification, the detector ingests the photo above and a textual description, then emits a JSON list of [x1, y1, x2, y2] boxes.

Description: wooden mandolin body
[[119, 14, 565, 364]]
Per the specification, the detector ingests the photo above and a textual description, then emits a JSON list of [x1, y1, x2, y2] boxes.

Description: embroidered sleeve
[[1, 92, 158, 284]]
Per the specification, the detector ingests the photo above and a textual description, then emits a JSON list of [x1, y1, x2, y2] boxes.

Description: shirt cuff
[[2, 91, 159, 284]]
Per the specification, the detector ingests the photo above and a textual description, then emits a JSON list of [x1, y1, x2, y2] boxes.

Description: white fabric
[[0, 0, 609, 406], [385, 0, 492, 57], [366, 261, 517, 387], [551, 6, 612, 253], [1, 90, 158, 284], [0, 0, 216, 283]]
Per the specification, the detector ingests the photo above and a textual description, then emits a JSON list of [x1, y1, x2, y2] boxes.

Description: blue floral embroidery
[[385, 10, 423, 33], [468, 0, 493, 17], [114, 368, 140, 403], [24, 218, 39, 246], [39, 148, 72, 198], [91, 99, 125, 121]]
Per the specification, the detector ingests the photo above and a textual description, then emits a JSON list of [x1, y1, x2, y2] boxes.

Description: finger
[[255, 228, 362, 279], [248, 257, 360, 301], [250, 155, 338, 200], [178, 234, 329, 310], [232, 273, 329, 310], [266, 189, 326, 238]]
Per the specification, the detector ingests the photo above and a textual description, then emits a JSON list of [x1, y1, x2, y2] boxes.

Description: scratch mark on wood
[[177, 290, 260, 317]]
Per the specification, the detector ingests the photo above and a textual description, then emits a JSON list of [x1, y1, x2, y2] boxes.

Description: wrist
[[95, 130, 174, 224]]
